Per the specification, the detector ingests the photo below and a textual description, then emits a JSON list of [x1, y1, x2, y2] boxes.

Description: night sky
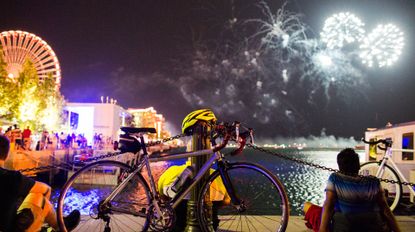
[[2, 0, 414, 139]]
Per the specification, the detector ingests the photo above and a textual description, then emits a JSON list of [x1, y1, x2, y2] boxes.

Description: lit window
[[402, 133, 414, 161]]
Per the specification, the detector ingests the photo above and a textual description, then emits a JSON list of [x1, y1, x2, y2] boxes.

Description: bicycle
[[360, 138, 415, 211], [57, 122, 289, 232]]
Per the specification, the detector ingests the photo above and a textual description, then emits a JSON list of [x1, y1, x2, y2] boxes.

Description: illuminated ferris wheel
[[0, 30, 61, 89]]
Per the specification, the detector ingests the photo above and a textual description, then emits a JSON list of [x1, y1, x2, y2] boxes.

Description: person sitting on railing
[[0, 135, 80, 231], [304, 148, 400, 232]]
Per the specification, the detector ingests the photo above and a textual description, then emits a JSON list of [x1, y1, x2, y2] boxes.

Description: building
[[127, 107, 170, 141], [64, 102, 131, 145]]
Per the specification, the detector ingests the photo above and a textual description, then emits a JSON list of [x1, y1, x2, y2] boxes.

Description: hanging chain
[[247, 143, 415, 187], [246, 143, 339, 173], [17, 133, 188, 173], [17, 131, 415, 188], [17, 163, 73, 173]]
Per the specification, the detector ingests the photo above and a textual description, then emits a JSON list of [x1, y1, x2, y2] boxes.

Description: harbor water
[[51, 147, 365, 216]]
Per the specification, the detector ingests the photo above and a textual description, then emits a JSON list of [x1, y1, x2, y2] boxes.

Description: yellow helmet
[[182, 109, 217, 134]]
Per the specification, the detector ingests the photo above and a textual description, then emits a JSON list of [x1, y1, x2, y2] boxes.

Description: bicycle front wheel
[[360, 162, 402, 211], [57, 160, 151, 232], [198, 162, 289, 232]]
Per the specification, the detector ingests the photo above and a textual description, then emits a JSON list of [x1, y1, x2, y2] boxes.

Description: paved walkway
[[287, 216, 415, 232]]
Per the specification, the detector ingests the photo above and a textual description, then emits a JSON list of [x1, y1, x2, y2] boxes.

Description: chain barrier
[[17, 133, 187, 173], [246, 143, 415, 187], [16, 131, 415, 188], [17, 163, 73, 173]]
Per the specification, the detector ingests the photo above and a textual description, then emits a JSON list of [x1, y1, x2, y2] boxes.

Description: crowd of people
[[0, 125, 115, 152], [0, 125, 32, 150]]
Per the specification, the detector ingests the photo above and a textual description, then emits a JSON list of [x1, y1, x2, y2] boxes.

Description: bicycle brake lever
[[234, 121, 240, 141], [377, 145, 387, 151], [249, 128, 254, 144], [230, 135, 246, 156]]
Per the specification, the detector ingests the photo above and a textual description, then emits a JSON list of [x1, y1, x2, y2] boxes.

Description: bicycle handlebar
[[361, 138, 392, 148], [214, 121, 253, 156]]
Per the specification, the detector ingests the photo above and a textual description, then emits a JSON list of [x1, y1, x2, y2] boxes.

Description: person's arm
[[377, 191, 401, 232], [319, 190, 335, 232]]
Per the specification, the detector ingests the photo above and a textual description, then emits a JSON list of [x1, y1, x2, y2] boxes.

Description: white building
[[64, 102, 130, 145]]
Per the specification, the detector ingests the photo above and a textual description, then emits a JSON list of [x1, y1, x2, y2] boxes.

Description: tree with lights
[[0, 51, 64, 132]]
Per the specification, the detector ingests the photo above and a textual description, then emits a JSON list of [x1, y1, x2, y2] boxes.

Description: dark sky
[[1, 0, 414, 138]]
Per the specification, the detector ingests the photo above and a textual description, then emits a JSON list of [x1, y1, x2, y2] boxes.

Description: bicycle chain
[[247, 143, 415, 187]]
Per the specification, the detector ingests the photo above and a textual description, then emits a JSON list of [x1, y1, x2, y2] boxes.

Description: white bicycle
[[360, 138, 415, 211]]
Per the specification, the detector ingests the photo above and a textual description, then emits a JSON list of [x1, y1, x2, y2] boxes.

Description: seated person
[[303, 148, 400, 232], [0, 135, 80, 231]]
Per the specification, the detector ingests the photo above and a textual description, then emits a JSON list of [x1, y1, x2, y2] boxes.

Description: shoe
[[63, 210, 80, 231]]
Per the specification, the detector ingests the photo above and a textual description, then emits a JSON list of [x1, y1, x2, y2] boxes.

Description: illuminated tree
[[0, 52, 19, 120], [0, 51, 64, 131]]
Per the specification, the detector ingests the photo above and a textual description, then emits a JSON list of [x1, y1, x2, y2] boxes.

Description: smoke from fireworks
[[360, 24, 404, 67]]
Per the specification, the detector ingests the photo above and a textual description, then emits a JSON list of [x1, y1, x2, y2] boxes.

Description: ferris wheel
[[0, 30, 61, 89]]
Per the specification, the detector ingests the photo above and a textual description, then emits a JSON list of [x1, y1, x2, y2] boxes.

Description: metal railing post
[[185, 122, 213, 231]]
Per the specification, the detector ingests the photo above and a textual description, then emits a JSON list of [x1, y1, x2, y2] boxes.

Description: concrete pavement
[[287, 216, 415, 232]]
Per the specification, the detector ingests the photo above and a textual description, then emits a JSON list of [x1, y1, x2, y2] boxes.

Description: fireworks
[[173, 1, 406, 136], [360, 24, 404, 67], [247, 1, 313, 61], [320, 12, 365, 49]]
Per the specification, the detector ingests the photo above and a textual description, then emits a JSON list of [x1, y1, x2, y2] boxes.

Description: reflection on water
[[52, 148, 364, 216], [224, 148, 364, 215]]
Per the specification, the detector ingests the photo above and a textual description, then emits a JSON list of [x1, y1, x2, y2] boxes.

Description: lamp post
[[185, 121, 213, 231]]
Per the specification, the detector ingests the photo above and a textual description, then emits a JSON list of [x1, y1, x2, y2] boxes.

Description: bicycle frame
[[102, 132, 240, 221], [149, 148, 220, 208], [377, 147, 415, 196]]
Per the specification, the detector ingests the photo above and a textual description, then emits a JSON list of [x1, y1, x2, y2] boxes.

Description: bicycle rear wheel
[[198, 162, 289, 232], [359, 162, 402, 211], [57, 160, 151, 232]]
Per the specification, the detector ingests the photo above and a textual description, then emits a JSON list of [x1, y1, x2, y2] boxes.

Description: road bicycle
[[360, 138, 415, 211], [57, 122, 289, 232]]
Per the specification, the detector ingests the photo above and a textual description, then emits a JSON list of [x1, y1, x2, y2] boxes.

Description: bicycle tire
[[197, 162, 289, 232], [57, 160, 151, 232], [360, 161, 402, 211]]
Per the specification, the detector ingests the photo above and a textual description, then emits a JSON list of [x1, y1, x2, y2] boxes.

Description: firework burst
[[247, 1, 315, 61], [320, 12, 365, 50], [360, 23, 404, 68]]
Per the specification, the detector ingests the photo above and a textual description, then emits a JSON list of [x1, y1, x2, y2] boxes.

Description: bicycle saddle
[[121, 127, 157, 134]]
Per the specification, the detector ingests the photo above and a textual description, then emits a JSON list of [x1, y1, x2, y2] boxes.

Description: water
[[51, 148, 364, 216]]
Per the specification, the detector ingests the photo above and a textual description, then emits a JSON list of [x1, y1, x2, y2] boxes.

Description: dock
[[64, 215, 415, 231], [287, 216, 415, 232]]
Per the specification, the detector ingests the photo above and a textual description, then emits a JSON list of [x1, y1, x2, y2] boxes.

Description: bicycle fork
[[217, 161, 244, 212]]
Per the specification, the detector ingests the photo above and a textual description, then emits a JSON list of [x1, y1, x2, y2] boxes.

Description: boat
[[363, 121, 415, 197]]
